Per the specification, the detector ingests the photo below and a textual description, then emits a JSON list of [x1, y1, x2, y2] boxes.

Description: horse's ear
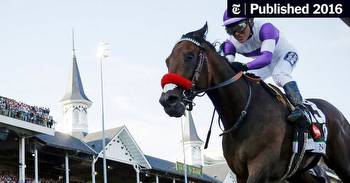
[[182, 22, 208, 43], [197, 22, 208, 39], [189, 22, 208, 39]]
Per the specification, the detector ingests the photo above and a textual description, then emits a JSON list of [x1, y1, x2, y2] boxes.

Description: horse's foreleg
[[246, 154, 278, 183], [245, 146, 288, 183], [246, 169, 282, 183], [246, 170, 266, 183], [236, 176, 247, 183]]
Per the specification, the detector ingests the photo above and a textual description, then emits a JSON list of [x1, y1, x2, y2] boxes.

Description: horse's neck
[[205, 52, 249, 130]]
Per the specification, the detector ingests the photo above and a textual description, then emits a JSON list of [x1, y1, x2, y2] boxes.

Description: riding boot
[[283, 81, 310, 125]]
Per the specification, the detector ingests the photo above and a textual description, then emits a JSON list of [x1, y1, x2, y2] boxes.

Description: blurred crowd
[[0, 171, 64, 183], [0, 175, 63, 183], [0, 96, 55, 129], [0, 172, 18, 183]]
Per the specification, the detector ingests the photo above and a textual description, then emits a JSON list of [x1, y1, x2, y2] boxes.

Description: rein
[[219, 77, 252, 136]]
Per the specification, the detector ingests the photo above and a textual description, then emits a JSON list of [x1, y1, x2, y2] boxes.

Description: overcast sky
[[0, 0, 349, 162]]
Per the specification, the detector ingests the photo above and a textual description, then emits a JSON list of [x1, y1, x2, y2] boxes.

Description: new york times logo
[[227, 0, 350, 17], [227, 1, 244, 17], [232, 4, 241, 14]]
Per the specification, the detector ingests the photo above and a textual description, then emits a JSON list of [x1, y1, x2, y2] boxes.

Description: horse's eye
[[184, 52, 195, 62]]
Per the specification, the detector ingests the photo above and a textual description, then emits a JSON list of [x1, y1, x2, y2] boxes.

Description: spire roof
[[183, 110, 203, 143], [61, 31, 92, 105]]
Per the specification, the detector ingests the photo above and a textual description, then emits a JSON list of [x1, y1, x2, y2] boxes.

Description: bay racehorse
[[159, 23, 350, 183]]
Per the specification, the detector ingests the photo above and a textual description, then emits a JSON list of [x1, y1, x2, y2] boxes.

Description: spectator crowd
[[0, 173, 62, 183], [0, 96, 54, 129], [0, 172, 18, 183], [0, 171, 86, 183]]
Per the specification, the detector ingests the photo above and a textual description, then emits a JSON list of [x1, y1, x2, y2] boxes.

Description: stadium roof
[[145, 155, 220, 183], [84, 126, 151, 168], [83, 127, 123, 152], [35, 131, 96, 155]]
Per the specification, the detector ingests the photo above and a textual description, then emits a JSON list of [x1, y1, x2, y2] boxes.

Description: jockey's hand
[[230, 62, 248, 72]]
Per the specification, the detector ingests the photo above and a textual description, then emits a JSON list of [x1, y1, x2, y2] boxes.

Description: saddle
[[244, 73, 293, 109]]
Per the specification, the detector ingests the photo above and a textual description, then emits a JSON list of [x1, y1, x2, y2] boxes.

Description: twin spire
[[61, 30, 92, 105], [183, 110, 203, 143]]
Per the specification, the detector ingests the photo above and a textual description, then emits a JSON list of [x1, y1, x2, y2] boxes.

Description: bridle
[[168, 37, 244, 110], [161, 36, 252, 139]]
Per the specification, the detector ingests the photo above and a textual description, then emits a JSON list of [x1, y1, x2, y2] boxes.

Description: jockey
[[221, 10, 308, 124]]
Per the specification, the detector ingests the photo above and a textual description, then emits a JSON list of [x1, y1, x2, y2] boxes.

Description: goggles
[[225, 20, 248, 35]]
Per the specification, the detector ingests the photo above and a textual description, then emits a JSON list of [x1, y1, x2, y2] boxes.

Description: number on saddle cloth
[[302, 100, 328, 154]]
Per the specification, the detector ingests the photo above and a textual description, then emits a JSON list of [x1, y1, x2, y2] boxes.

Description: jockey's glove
[[230, 62, 248, 72]]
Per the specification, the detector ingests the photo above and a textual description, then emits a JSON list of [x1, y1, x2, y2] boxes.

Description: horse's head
[[159, 23, 214, 117]]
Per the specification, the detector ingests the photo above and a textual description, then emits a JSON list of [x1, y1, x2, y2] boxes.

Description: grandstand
[[0, 110, 219, 183], [0, 96, 55, 183]]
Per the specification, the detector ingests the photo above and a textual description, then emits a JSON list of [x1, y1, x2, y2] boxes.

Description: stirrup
[[287, 107, 311, 126], [287, 108, 304, 122]]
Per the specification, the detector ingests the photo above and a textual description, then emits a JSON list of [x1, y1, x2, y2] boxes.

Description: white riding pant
[[248, 50, 299, 87]]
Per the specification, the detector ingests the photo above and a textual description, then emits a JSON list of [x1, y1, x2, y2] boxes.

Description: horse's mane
[[203, 39, 245, 73]]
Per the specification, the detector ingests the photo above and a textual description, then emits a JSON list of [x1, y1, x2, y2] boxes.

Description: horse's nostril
[[159, 93, 181, 107], [167, 95, 179, 105]]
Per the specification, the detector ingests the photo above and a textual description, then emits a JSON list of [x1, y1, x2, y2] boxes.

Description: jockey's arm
[[226, 55, 235, 63], [246, 23, 278, 70], [222, 40, 236, 63], [246, 49, 274, 70]]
